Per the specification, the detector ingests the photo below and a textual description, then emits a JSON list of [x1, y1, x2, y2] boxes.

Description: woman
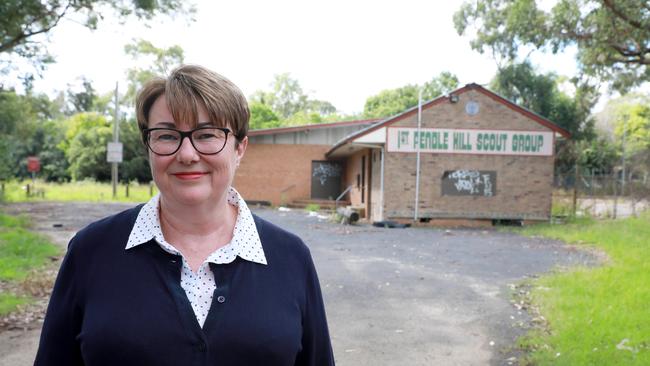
[[34, 65, 335, 366]]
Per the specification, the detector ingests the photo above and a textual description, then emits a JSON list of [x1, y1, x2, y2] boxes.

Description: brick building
[[234, 119, 379, 206], [235, 83, 569, 224]]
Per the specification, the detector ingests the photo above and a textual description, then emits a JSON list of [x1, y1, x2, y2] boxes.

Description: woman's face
[[147, 94, 247, 207]]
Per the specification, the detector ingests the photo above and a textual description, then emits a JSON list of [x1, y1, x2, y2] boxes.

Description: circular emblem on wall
[[465, 100, 480, 115]]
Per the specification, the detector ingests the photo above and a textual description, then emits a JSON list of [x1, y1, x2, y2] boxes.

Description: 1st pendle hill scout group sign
[[387, 127, 553, 156]]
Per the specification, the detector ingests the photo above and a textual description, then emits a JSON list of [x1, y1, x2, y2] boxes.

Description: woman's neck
[[158, 192, 238, 273], [158, 192, 237, 246]]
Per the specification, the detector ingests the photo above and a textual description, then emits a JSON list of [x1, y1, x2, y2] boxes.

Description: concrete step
[[285, 199, 350, 210]]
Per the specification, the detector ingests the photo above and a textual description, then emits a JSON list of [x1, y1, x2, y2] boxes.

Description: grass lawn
[[1, 180, 157, 203], [515, 213, 650, 365], [0, 213, 61, 316]]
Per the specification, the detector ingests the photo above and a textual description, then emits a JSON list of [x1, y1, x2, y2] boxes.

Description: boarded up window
[[441, 170, 496, 197], [311, 161, 343, 200]]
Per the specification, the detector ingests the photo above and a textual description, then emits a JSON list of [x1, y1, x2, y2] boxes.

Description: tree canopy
[[248, 102, 281, 130], [614, 104, 650, 155], [363, 72, 460, 119], [490, 61, 596, 140], [0, 0, 194, 77], [249, 73, 343, 128], [124, 39, 185, 104], [454, 0, 650, 92]]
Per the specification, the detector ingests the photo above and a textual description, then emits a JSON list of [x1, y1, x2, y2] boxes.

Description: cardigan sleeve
[[34, 237, 84, 366], [295, 249, 335, 366]]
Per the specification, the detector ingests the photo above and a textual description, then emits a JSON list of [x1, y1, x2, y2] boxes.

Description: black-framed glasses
[[142, 127, 232, 156]]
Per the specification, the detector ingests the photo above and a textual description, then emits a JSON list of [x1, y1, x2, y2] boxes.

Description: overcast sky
[[26, 0, 580, 115]]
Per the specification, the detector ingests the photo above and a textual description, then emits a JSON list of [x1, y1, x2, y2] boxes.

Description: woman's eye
[[156, 133, 178, 141], [196, 131, 219, 140]]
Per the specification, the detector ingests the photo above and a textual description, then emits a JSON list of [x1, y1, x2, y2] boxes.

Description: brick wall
[[234, 143, 331, 205], [383, 90, 554, 220]]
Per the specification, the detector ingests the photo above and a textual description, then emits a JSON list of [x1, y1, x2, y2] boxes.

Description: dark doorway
[[311, 161, 343, 200], [361, 156, 365, 204]]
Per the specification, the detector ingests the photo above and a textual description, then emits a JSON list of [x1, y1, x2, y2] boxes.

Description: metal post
[[414, 88, 423, 222], [112, 83, 120, 198], [572, 161, 578, 216], [380, 147, 385, 222], [613, 172, 618, 219], [621, 114, 627, 197]]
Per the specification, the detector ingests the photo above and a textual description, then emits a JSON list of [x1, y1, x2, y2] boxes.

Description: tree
[[0, 0, 194, 75], [118, 118, 151, 183], [577, 137, 619, 174], [250, 73, 340, 126], [489, 61, 600, 174], [615, 104, 650, 154], [454, 0, 650, 92], [66, 78, 97, 114], [249, 102, 281, 130], [363, 72, 460, 118], [251, 73, 310, 119], [63, 112, 112, 181], [124, 39, 185, 105], [0, 88, 38, 179], [422, 71, 461, 99], [595, 93, 650, 139], [614, 103, 650, 179], [363, 84, 419, 119], [38, 120, 69, 182], [490, 61, 596, 140]]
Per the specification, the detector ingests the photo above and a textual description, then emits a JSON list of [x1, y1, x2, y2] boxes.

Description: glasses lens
[[147, 128, 229, 155], [191, 128, 228, 154], [148, 129, 181, 155]]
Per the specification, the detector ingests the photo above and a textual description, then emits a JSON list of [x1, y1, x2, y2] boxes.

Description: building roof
[[326, 83, 571, 157], [248, 118, 381, 137]]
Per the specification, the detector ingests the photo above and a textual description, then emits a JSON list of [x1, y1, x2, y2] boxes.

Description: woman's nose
[[176, 136, 199, 163]]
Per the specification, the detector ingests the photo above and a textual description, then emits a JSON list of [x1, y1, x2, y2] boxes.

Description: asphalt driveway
[[255, 208, 595, 366], [0, 203, 596, 366]]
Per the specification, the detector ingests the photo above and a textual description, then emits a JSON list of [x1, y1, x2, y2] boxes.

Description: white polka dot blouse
[[125, 186, 267, 327]]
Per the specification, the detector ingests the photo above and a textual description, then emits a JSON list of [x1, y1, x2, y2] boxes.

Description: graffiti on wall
[[312, 162, 342, 186], [441, 170, 496, 197]]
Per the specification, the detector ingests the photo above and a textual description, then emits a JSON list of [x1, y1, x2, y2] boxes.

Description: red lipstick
[[172, 172, 207, 180]]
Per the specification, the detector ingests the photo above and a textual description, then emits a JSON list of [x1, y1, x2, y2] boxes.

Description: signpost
[[27, 156, 41, 174], [26, 156, 41, 196], [108, 83, 120, 198], [107, 142, 123, 163], [27, 156, 40, 185]]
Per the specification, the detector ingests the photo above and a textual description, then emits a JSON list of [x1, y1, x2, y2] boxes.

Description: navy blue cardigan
[[34, 205, 335, 366]]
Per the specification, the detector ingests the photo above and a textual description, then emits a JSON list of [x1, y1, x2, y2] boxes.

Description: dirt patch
[[2, 202, 134, 248]]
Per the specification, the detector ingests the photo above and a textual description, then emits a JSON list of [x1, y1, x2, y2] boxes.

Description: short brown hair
[[135, 64, 249, 142]]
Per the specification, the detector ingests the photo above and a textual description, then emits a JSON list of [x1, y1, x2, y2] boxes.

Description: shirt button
[[217, 295, 226, 303]]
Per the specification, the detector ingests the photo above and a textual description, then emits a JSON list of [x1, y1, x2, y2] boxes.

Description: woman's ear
[[236, 136, 248, 161]]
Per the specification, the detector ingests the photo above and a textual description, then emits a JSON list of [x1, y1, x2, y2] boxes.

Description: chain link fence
[[553, 172, 650, 218]]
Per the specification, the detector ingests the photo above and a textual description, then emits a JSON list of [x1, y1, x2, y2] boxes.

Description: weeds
[[514, 212, 650, 365], [0, 213, 61, 316]]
